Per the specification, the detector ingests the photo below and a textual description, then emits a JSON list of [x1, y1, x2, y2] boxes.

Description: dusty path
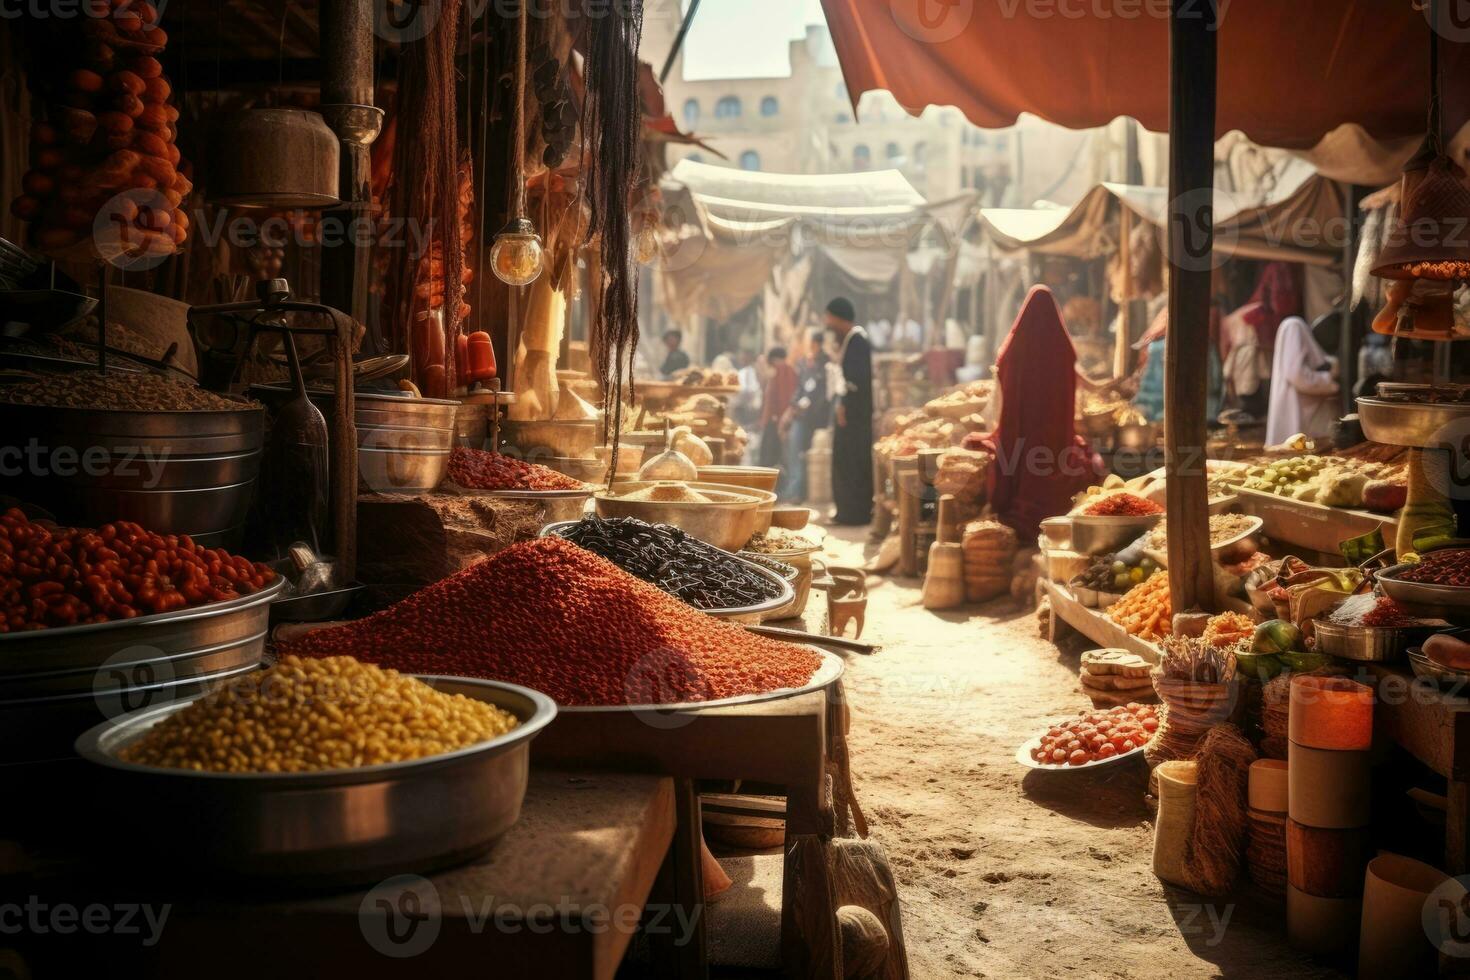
[[818, 525, 1345, 980]]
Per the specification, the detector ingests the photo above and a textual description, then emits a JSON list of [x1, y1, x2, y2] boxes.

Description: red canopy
[[819, 0, 1468, 149]]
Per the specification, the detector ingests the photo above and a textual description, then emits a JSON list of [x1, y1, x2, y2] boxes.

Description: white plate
[[1014, 729, 1151, 771]]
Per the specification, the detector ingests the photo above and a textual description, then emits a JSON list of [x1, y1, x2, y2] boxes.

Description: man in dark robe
[[824, 297, 874, 525]]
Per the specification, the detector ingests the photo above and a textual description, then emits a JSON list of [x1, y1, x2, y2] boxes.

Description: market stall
[[0, 3, 906, 978]]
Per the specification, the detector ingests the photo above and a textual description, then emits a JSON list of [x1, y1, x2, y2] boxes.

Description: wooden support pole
[[1113, 207, 1133, 380], [1163, 0, 1219, 613]]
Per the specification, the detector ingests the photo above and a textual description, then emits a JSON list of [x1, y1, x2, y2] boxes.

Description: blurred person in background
[[757, 347, 798, 470], [779, 329, 831, 502], [1266, 316, 1339, 446], [659, 329, 691, 379], [825, 297, 874, 525]]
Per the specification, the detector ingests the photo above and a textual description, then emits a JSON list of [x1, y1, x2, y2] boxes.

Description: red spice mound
[[447, 447, 584, 491], [1398, 549, 1470, 586], [1, 509, 275, 631], [282, 537, 824, 706], [1082, 493, 1164, 517], [1361, 597, 1415, 628]]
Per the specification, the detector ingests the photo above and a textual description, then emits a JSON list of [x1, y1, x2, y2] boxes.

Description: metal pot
[[75, 676, 557, 886], [0, 403, 264, 544]]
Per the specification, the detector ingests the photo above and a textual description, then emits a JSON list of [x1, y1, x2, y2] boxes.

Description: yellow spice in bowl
[[119, 655, 521, 773]]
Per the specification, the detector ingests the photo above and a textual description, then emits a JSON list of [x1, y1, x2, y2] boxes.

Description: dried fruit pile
[[1, 510, 275, 630], [120, 655, 520, 773], [10, 3, 190, 257], [1081, 493, 1164, 517], [1397, 549, 1470, 587], [1028, 703, 1159, 766], [1107, 571, 1172, 641], [447, 446, 584, 491], [283, 537, 824, 706]]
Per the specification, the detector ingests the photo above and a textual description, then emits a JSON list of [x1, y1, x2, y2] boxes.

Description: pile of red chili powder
[[282, 537, 823, 706], [447, 447, 584, 491]]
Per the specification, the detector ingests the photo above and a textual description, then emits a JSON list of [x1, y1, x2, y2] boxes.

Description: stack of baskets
[[1246, 759, 1289, 897]]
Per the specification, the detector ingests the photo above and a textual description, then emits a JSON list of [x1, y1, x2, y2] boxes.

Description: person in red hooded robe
[[981, 286, 1104, 539]]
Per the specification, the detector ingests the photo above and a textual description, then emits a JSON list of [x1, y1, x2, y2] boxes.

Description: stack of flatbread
[[1080, 649, 1158, 707]]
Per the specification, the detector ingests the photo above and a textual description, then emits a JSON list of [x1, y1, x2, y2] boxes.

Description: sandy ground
[[816, 524, 1347, 980]]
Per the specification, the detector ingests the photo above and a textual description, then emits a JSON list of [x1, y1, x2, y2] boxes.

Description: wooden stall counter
[[150, 771, 679, 980]]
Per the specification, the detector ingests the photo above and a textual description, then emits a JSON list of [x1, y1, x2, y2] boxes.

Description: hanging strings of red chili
[[385, 0, 465, 396], [579, 0, 645, 482]]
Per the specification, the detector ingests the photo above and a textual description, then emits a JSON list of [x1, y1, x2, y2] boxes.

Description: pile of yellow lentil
[[118, 655, 521, 773]]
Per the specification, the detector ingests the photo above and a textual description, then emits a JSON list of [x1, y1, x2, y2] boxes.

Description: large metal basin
[[75, 676, 557, 886], [0, 403, 264, 539]]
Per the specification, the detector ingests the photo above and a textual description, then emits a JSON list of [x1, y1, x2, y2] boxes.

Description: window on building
[[853, 144, 871, 170], [760, 96, 779, 117], [973, 131, 988, 147], [835, 112, 852, 124], [913, 142, 928, 167], [687, 152, 704, 164], [993, 134, 1009, 151], [715, 96, 742, 119], [739, 150, 761, 171], [885, 141, 902, 163], [836, 82, 848, 101], [682, 99, 699, 127]]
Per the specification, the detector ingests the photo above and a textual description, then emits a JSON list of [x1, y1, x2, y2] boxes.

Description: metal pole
[[1163, 0, 1219, 613]]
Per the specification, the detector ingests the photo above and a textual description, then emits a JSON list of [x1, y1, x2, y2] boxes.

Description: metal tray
[[1, 629, 269, 699], [268, 584, 364, 624], [466, 487, 593, 525], [74, 675, 557, 886], [1377, 563, 1470, 611], [1408, 651, 1470, 693], [0, 577, 285, 676], [1357, 397, 1470, 449], [542, 519, 796, 623], [555, 647, 843, 715]]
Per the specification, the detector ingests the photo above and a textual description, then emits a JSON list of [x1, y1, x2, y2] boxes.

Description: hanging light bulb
[[490, 0, 544, 286], [490, 216, 545, 285]]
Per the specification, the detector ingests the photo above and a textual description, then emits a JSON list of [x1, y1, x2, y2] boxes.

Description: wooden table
[[534, 689, 840, 979], [13, 771, 679, 980], [1040, 578, 1163, 664], [1364, 663, 1470, 874]]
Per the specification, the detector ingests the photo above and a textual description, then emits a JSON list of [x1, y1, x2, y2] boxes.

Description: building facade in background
[[643, 7, 1147, 207]]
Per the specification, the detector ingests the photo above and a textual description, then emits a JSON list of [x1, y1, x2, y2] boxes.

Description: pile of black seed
[[553, 516, 784, 610]]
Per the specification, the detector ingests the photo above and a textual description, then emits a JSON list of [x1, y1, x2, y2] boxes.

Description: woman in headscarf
[[1219, 262, 1302, 416], [982, 286, 1102, 538], [1265, 316, 1339, 446]]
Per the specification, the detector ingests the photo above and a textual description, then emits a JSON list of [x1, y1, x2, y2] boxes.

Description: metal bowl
[[0, 403, 264, 540], [543, 455, 612, 484], [696, 465, 780, 493], [1408, 650, 1470, 691], [0, 577, 285, 683], [74, 676, 557, 886], [594, 481, 772, 551], [1377, 562, 1470, 612], [1068, 514, 1163, 555], [500, 419, 600, 458], [1312, 620, 1414, 663], [542, 519, 794, 622], [357, 445, 449, 493], [1357, 397, 1470, 450]]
